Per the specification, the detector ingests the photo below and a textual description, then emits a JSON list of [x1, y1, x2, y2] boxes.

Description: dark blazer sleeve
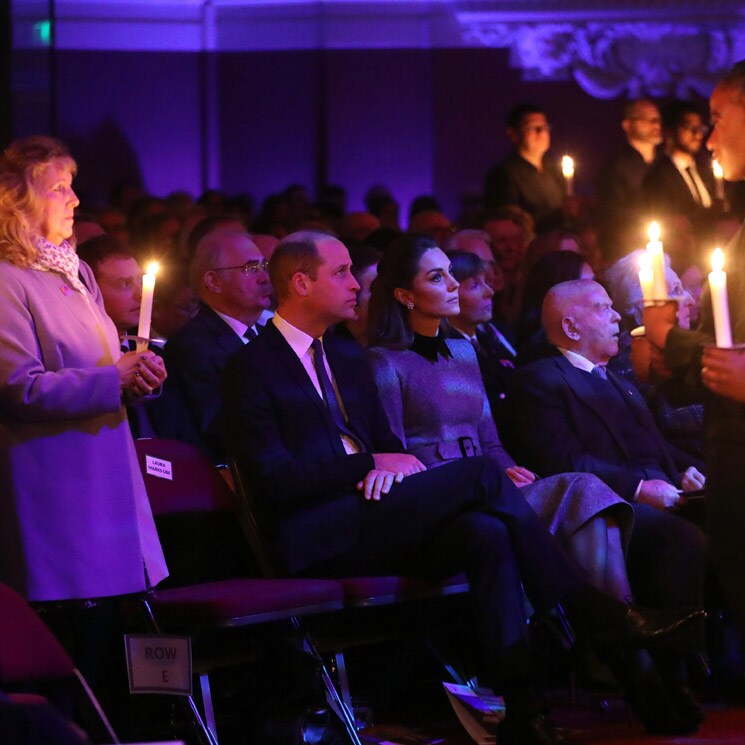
[[222, 338, 376, 511], [507, 361, 647, 500]]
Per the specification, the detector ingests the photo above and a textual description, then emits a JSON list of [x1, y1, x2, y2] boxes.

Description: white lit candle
[[638, 251, 654, 303], [713, 159, 725, 201], [136, 261, 159, 353], [646, 221, 667, 300], [562, 155, 574, 197], [709, 248, 733, 348]]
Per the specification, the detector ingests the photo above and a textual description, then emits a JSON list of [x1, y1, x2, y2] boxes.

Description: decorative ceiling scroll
[[458, 16, 744, 99]]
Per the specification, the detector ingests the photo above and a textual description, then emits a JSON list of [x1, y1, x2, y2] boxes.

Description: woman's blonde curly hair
[[0, 136, 77, 267]]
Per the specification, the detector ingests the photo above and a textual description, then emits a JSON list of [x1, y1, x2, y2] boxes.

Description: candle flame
[[648, 221, 660, 243], [713, 160, 724, 179], [145, 261, 160, 276], [561, 155, 574, 178], [712, 247, 725, 273]]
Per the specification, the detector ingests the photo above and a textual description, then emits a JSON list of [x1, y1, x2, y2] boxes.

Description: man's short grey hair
[[443, 229, 491, 253], [604, 249, 673, 329]]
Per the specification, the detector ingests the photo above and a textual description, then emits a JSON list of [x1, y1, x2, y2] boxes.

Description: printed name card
[[145, 455, 173, 481], [125, 634, 192, 695]]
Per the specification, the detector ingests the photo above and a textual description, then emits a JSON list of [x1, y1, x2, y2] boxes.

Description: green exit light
[[33, 20, 52, 47]]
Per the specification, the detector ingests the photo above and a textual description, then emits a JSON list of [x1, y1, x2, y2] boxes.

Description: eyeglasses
[[212, 259, 269, 275], [521, 124, 552, 134], [680, 124, 709, 137], [630, 116, 661, 125]]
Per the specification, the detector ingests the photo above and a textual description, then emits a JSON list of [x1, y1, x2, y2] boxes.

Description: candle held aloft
[[709, 248, 733, 348], [638, 251, 654, 303], [646, 221, 667, 300], [562, 155, 574, 197], [713, 159, 725, 201], [136, 261, 159, 353]]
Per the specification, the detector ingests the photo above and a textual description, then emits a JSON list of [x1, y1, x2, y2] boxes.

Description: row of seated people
[[76, 216, 720, 742], [3, 130, 738, 745]]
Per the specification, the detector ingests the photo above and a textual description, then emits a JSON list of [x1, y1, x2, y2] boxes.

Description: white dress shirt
[[272, 313, 359, 454]]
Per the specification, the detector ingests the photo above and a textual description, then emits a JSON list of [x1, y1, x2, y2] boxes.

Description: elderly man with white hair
[[603, 251, 703, 462]]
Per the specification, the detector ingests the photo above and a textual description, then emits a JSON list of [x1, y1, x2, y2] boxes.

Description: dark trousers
[[706, 429, 745, 638], [303, 456, 583, 687], [626, 503, 706, 610]]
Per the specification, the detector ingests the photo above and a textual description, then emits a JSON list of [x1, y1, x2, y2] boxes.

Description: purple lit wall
[[23, 46, 696, 219], [54, 51, 203, 205]]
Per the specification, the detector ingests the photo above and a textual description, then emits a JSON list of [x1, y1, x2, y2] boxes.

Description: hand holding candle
[[708, 248, 733, 348], [136, 261, 159, 353], [562, 155, 574, 197]]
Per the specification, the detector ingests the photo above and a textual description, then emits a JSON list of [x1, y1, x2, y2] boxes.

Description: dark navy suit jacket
[[160, 304, 245, 461], [222, 321, 402, 574], [506, 352, 682, 501], [641, 154, 714, 218]]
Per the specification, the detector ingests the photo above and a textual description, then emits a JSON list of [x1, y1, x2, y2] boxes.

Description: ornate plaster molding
[[458, 16, 745, 98]]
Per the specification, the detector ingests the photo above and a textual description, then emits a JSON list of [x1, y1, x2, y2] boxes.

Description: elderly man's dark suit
[[158, 304, 246, 462], [505, 352, 705, 611], [222, 321, 588, 686]]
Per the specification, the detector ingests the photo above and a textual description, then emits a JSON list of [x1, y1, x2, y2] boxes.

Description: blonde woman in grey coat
[[0, 137, 168, 604]]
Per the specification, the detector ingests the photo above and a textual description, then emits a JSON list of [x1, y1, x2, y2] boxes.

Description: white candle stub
[[713, 159, 725, 201], [646, 221, 667, 301], [562, 155, 574, 196], [137, 261, 159, 353], [708, 248, 732, 348], [638, 251, 654, 303]]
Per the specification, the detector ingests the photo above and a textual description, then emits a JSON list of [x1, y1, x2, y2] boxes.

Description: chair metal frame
[[135, 437, 358, 745], [0, 582, 120, 744]]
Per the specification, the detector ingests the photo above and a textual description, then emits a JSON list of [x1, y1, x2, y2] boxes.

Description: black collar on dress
[[410, 331, 452, 362]]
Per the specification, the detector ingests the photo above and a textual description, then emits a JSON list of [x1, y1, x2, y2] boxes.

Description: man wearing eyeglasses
[[483, 103, 565, 232], [596, 99, 663, 259], [162, 227, 273, 461], [641, 100, 714, 219]]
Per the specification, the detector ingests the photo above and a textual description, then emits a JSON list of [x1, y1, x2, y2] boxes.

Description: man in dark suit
[[596, 98, 662, 260], [641, 100, 714, 219], [644, 61, 745, 639], [483, 104, 565, 233], [223, 233, 702, 742], [506, 279, 707, 720], [161, 227, 272, 461]]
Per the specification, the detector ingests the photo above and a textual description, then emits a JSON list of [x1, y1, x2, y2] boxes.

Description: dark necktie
[[310, 339, 364, 450], [684, 166, 703, 204], [469, 336, 482, 356], [243, 326, 257, 341], [591, 365, 608, 381]]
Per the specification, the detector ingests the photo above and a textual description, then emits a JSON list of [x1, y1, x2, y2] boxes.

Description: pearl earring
[[406, 301, 414, 310]]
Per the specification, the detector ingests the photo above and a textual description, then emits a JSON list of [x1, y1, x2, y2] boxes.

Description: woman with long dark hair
[[367, 234, 633, 596]]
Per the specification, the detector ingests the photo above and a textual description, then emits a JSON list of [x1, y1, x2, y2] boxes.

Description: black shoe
[[626, 673, 700, 736], [610, 652, 700, 736], [593, 605, 705, 651], [669, 681, 706, 727], [497, 714, 576, 745]]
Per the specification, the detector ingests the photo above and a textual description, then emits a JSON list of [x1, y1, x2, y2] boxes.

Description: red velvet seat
[[134, 438, 353, 745], [0, 582, 119, 742]]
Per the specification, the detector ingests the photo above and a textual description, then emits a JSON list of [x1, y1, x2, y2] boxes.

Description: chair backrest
[[135, 438, 260, 586], [134, 438, 235, 516], [230, 459, 279, 579], [0, 584, 73, 685]]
